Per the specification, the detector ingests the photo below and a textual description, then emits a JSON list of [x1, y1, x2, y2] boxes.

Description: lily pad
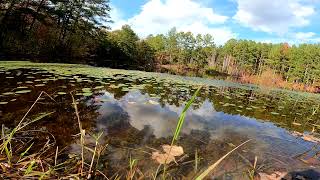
[[94, 86, 104, 90], [83, 92, 93, 97], [16, 90, 32, 94], [16, 86, 28, 89], [35, 84, 45, 87], [2, 92, 15, 95], [82, 88, 91, 92]]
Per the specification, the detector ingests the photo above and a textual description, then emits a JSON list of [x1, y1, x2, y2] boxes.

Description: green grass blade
[[171, 86, 202, 145], [19, 142, 34, 162], [24, 160, 36, 175], [195, 139, 251, 180], [18, 112, 54, 131]]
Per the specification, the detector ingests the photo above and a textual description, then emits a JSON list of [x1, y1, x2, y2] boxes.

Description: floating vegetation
[[148, 100, 159, 105], [93, 86, 104, 90], [0, 101, 8, 105], [82, 88, 91, 92], [57, 92, 67, 95], [2, 92, 15, 95], [15, 90, 32, 94], [16, 86, 28, 89], [83, 92, 93, 97], [35, 84, 45, 87]]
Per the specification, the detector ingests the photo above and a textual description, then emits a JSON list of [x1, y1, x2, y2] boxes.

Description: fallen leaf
[[301, 134, 320, 143], [259, 171, 286, 180], [152, 151, 175, 164], [151, 145, 184, 164], [162, 145, 184, 157], [292, 131, 320, 143]]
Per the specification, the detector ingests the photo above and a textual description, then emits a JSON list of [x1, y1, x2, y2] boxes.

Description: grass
[[0, 92, 107, 179], [171, 86, 202, 146]]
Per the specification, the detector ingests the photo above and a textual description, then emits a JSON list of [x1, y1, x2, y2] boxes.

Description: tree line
[[0, 0, 319, 87], [0, 0, 154, 71], [145, 28, 320, 86]]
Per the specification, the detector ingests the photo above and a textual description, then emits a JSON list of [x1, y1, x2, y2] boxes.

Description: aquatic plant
[[171, 86, 202, 145]]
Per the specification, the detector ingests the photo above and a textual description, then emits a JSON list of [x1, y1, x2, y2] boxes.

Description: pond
[[0, 62, 320, 179]]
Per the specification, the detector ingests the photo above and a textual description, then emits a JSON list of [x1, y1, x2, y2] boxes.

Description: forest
[[0, 0, 319, 91]]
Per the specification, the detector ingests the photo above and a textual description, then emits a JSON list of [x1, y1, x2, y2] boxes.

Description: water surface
[[0, 64, 320, 179]]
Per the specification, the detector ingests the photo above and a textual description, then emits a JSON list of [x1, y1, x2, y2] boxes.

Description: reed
[[171, 86, 202, 146], [195, 139, 251, 180]]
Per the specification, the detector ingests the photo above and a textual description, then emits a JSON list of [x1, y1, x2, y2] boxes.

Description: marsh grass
[[0, 92, 107, 179], [171, 86, 202, 146]]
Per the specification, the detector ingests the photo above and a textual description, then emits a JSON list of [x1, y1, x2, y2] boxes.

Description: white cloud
[[233, 0, 315, 34], [110, 0, 236, 45], [254, 32, 320, 45], [295, 32, 316, 40], [109, 5, 127, 30]]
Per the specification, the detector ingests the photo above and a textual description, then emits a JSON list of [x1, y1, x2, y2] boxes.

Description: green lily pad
[[16, 86, 28, 89], [57, 92, 67, 95], [0, 102, 8, 105], [94, 86, 104, 90], [16, 90, 32, 94], [83, 92, 93, 97], [35, 84, 45, 87], [2, 92, 15, 95], [82, 88, 91, 92]]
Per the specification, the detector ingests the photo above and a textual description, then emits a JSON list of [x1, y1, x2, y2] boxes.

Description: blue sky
[[109, 0, 320, 45]]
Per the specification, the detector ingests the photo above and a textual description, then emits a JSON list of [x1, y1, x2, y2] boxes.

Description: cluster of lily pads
[[0, 62, 320, 133]]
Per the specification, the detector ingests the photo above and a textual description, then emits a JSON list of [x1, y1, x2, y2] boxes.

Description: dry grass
[[239, 69, 318, 93], [0, 92, 107, 179]]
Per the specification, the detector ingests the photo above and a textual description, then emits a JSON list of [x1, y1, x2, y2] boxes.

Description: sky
[[109, 0, 320, 45]]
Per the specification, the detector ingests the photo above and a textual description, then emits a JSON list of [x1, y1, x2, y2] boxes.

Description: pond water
[[0, 63, 320, 179]]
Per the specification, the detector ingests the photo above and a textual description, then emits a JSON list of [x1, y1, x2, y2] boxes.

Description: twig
[[55, 146, 58, 166], [71, 93, 84, 176]]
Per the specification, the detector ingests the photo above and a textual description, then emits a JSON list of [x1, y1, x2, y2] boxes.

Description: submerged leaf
[[259, 171, 286, 180], [151, 145, 184, 165], [162, 145, 184, 157], [152, 151, 175, 164]]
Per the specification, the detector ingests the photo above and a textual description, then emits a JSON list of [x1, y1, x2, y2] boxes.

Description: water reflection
[[1, 68, 320, 178], [88, 90, 320, 177]]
